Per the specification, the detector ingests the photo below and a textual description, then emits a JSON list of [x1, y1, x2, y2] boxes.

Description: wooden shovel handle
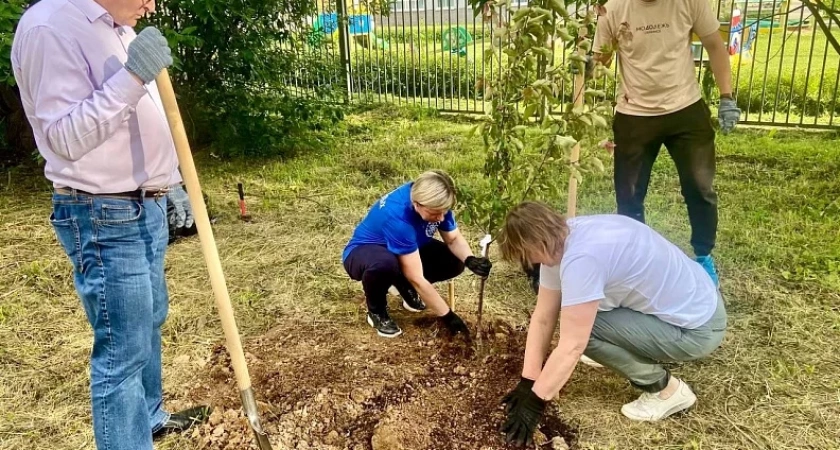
[[155, 69, 252, 390]]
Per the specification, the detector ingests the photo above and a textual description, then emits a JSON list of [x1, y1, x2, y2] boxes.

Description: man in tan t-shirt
[[593, 0, 741, 287]]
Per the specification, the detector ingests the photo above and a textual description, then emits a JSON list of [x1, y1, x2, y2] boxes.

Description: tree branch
[[803, 0, 840, 56]]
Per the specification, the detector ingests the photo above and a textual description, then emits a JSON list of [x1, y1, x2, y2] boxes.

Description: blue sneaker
[[695, 255, 719, 286]]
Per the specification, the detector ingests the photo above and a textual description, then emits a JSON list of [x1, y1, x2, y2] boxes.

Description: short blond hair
[[411, 170, 456, 211], [498, 201, 570, 266]]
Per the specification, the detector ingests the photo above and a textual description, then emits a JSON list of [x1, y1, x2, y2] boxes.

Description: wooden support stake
[[567, 26, 588, 219]]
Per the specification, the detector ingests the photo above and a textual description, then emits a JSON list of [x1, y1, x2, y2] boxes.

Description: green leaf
[[523, 104, 539, 121], [591, 114, 608, 128], [591, 157, 605, 172], [533, 47, 553, 58], [554, 135, 577, 148], [556, 28, 574, 42], [585, 89, 607, 98], [470, 122, 487, 137], [569, 53, 587, 63], [484, 48, 497, 62], [570, 166, 583, 184], [578, 40, 592, 53], [513, 8, 531, 20]]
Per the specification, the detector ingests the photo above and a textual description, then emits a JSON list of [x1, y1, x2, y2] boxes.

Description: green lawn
[[1, 105, 838, 449]]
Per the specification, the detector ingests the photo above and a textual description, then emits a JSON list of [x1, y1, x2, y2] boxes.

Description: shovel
[[155, 69, 274, 450]]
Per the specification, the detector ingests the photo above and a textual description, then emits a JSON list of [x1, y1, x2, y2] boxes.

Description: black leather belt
[[55, 187, 169, 198]]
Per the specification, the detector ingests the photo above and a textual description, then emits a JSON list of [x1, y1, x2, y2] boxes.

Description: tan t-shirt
[[593, 0, 720, 116]]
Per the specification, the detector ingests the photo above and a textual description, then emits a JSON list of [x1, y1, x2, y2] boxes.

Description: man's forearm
[[446, 235, 473, 262], [531, 342, 582, 400], [707, 47, 733, 95], [593, 52, 614, 69]]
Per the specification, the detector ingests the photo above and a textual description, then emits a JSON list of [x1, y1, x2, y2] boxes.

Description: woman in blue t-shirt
[[342, 170, 493, 338]]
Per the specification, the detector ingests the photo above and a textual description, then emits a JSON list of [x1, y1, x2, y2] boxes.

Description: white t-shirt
[[539, 214, 718, 329]]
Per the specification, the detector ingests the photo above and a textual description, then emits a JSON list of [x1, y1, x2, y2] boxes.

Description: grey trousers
[[584, 294, 727, 392]]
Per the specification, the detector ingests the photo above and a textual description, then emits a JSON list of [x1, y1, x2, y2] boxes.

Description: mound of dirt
[[185, 314, 578, 450]]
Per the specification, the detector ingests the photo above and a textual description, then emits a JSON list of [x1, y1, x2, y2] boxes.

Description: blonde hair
[[498, 201, 570, 266], [410, 170, 456, 211]]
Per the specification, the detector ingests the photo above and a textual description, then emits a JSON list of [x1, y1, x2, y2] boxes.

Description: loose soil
[[185, 308, 578, 450]]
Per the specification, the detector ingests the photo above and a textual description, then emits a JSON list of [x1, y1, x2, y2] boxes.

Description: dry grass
[[1, 105, 838, 449]]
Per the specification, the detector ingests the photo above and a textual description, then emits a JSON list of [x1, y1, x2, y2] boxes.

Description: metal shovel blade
[[241, 387, 273, 450]]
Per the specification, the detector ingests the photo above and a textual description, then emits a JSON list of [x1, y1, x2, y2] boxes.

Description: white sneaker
[[580, 355, 604, 368], [620, 378, 697, 421]]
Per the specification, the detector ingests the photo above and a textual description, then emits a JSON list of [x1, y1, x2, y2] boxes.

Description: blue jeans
[[50, 190, 171, 450]]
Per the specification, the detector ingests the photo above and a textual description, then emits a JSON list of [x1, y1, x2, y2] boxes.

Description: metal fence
[[287, 0, 840, 129]]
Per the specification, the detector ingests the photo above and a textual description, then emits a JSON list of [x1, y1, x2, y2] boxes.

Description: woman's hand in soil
[[465, 256, 492, 278], [501, 378, 536, 413], [501, 388, 546, 447], [440, 310, 470, 337]]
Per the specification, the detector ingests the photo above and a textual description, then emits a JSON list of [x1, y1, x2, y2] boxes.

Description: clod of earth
[[550, 436, 571, 450]]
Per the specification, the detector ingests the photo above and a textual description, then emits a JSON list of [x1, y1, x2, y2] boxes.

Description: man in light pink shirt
[[12, 1, 208, 448]]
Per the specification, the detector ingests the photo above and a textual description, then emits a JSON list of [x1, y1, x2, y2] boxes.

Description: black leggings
[[343, 240, 465, 316]]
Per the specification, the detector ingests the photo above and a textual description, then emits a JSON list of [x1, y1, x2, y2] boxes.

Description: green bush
[[377, 24, 490, 45], [734, 67, 840, 117], [143, 0, 347, 159], [342, 49, 619, 105], [0, 0, 35, 168]]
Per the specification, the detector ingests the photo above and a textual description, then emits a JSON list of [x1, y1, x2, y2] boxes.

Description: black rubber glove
[[440, 310, 470, 337], [501, 377, 536, 413], [465, 256, 492, 278], [523, 263, 540, 295], [501, 388, 546, 447]]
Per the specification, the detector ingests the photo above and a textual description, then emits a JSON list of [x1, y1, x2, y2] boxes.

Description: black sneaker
[[366, 312, 402, 338], [153, 405, 212, 440], [401, 287, 426, 312]]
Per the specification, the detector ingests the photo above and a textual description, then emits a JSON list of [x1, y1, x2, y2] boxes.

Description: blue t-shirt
[[342, 182, 458, 261]]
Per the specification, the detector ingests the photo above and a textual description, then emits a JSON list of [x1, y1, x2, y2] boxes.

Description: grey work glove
[[125, 27, 173, 84], [718, 97, 741, 134], [166, 184, 194, 229]]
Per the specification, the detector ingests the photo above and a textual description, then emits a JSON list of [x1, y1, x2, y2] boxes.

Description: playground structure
[[308, 8, 476, 56], [691, 0, 813, 66]]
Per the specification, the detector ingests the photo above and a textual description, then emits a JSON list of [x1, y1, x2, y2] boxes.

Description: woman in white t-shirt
[[496, 201, 727, 446]]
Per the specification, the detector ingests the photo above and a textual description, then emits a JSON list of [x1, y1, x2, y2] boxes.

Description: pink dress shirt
[[11, 0, 181, 194]]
